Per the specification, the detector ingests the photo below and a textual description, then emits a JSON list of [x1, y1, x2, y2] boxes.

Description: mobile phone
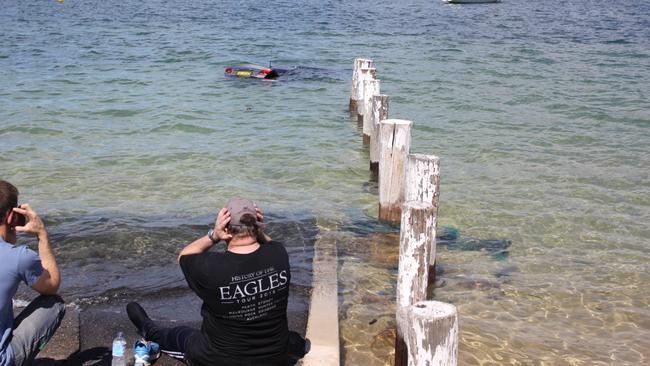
[[9, 210, 26, 228]]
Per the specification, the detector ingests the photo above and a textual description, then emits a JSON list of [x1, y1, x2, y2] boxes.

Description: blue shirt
[[0, 237, 43, 366]]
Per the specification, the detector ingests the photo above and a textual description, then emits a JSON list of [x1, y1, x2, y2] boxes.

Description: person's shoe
[[126, 302, 150, 337], [304, 338, 311, 356], [133, 339, 160, 366], [287, 331, 310, 362]]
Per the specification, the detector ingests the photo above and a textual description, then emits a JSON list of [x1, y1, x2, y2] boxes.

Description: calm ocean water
[[1, 0, 649, 364]]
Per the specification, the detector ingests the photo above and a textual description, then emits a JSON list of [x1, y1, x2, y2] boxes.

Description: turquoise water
[[2, 0, 649, 364]]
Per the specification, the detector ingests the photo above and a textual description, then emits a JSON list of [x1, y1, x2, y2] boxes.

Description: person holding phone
[[126, 198, 308, 366], [0, 180, 65, 366]]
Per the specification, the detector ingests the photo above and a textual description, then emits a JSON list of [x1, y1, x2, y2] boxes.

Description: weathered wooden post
[[395, 201, 435, 366], [355, 67, 376, 125], [369, 94, 389, 177], [361, 78, 380, 145], [405, 154, 441, 270], [378, 119, 412, 222], [407, 301, 458, 366], [349, 59, 374, 113]]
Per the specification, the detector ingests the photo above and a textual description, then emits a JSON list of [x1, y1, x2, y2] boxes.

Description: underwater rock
[[371, 326, 396, 351], [447, 275, 502, 291]]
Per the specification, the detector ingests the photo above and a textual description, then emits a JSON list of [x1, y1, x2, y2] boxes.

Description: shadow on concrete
[[32, 347, 110, 366]]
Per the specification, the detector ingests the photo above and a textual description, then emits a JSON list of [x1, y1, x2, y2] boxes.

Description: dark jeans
[[11, 295, 66, 366], [142, 320, 307, 366], [141, 319, 197, 363]]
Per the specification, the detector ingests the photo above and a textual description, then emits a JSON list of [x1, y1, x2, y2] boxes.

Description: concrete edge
[[302, 227, 340, 366]]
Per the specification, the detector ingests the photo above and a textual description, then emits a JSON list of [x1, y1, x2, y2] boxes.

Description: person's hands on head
[[13, 204, 47, 239], [255, 206, 265, 230], [213, 207, 233, 242], [254, 205, 272, 243]]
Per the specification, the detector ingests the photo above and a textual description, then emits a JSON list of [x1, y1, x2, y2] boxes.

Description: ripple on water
[[90, 109, 141, 117], [0, 126, 63, 136], [149, 123, 217, 134]]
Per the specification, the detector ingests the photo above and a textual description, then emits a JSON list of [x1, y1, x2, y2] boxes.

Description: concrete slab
[[37, 305, 81, 362], [28, 284, 309, 365], [302, 227, 340, 366], [22, 216, 318, 365]]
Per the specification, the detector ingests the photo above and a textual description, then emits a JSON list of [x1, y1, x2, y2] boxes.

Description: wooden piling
[[405, 154, 441, 269], [361, 79, 381, 145], [378, 119, 412, 222], [355, 67, 376, 125], [369, 94, 389, 177], [407, 301, 458, 366], [395, 201, 435, 366], [349, 59, 374, 113]]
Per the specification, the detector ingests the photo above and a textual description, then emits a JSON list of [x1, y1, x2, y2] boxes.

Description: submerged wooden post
[[369, 94, 389, 177], [405, 154, 441, 269], [355, 67, 376, 125], [361, 78, 380, 145], [407, 301, 458, 366], [395, 201, 435, 366], [349, 58, 373, 113], [378, 119, 412, 222]]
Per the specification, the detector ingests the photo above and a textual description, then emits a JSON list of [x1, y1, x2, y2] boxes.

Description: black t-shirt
[[179, 241, 291, 365]]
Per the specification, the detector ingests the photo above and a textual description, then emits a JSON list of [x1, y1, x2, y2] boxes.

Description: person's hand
[[255, 206, 271, 242], [255, 206, 265, 229], [13, 204, 47, 239], [213, 208, 232, 241]]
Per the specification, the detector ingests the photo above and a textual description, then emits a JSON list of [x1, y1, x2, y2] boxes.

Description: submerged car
[[224, 64, 286, 80]]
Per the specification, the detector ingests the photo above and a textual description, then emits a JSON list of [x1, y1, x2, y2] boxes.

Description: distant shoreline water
[[3, 0, 649, 364]]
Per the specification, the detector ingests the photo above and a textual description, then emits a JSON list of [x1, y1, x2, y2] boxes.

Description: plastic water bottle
[[111, 331, 127, 366]]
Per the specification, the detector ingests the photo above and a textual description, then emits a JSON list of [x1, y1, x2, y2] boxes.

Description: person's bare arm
[[14, 204, 60, 295], [178, 208, 231, 261]]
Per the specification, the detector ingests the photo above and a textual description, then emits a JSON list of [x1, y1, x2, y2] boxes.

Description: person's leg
[[10, 295, 66, 366], [127, 302, 198, 363], [286, 331, 310, 365], [142, 320, 197, 362]]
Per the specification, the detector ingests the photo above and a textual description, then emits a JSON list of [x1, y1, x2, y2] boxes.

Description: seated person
[[126, 198, 308, 365], [0, 180, 65, 366]]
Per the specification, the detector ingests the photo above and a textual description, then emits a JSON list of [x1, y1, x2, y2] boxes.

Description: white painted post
[[407, 301, 459, 366], [395, 201, 435, 366], [378, 119, 412, 222], [369, 94, 389, 177], [349, 59, 374, 113], [355, 67, 376, 125], [405, 154, 441, 268], [396, 201, 435, 310], [361, 78, 380, 145]]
